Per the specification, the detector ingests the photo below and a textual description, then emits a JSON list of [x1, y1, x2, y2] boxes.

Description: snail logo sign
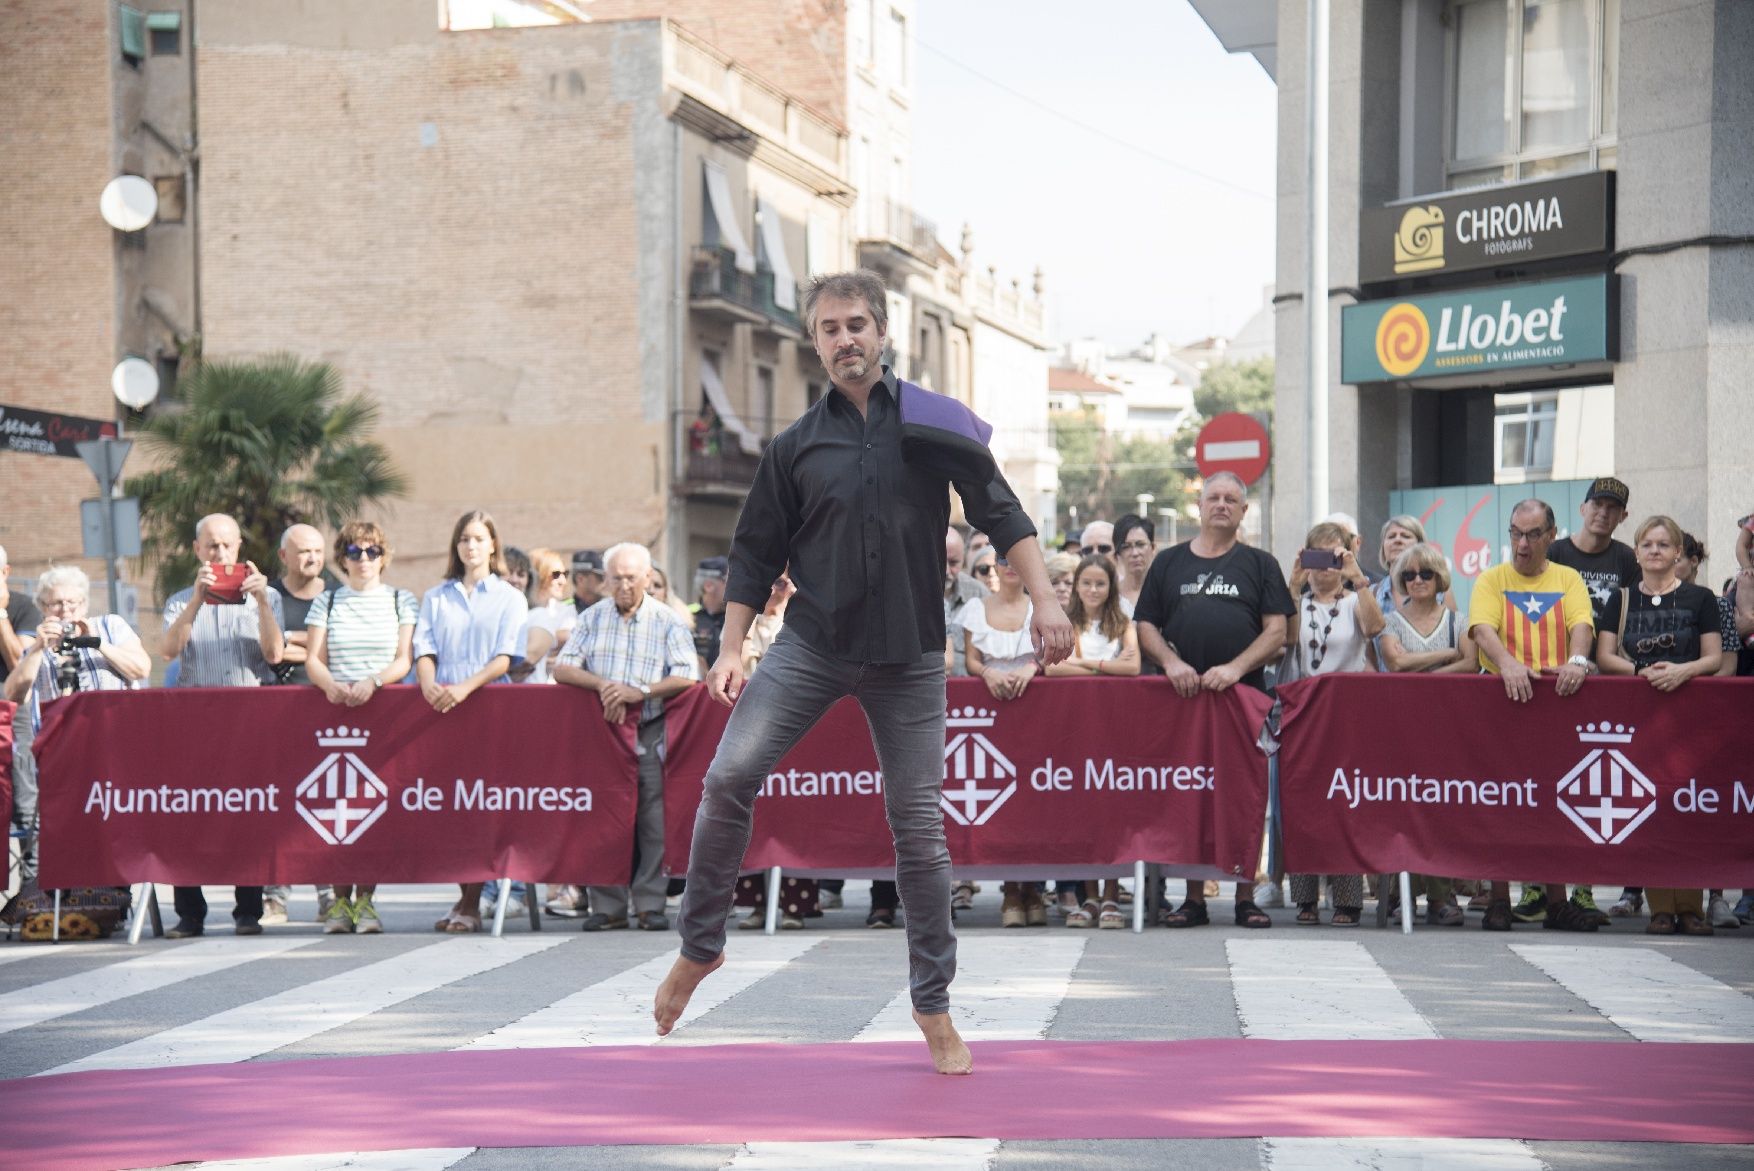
[[1556, 722, 1658, 846], [1360, 172, 1612, 284], [1342, 275, 1614, 383], [296, 726, 389, 846], [1392, 205, 1445, 274], [940, 706, 1019, 827]]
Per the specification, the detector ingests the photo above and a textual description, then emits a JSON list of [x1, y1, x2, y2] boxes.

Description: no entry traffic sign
[[1195, 412, 1271, 485]]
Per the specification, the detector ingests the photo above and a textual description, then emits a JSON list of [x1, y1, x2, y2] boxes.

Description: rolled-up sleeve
[[726, 435, 799, 612]]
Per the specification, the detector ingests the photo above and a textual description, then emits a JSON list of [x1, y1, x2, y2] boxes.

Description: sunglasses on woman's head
[[344, 544, 384, 561], [1399, 568, 1436, 583]]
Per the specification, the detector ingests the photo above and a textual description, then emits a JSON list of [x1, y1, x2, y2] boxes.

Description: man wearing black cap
[[1525, 475, 1637, 927], [690, 556, 728, 674], [571, 550, 604, 614]]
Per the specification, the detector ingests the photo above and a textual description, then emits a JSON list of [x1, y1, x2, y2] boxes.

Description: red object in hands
[[205, 562, 247, 604]]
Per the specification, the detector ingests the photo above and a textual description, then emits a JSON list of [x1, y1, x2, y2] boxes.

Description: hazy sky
[[912, 1, 1278, 353]]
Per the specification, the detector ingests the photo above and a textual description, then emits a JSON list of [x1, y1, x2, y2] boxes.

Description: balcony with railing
[[675, 409, 766, 496], [859, 198, 939, 265], [688, 246, 803, 336]]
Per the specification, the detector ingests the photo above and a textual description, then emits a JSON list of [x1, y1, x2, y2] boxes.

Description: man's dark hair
[[802, 269, 888, 337], [1115, 513, 1155, 547]]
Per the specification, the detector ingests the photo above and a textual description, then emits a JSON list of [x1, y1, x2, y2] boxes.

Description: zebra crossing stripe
[[1226, 941, 1437, 1040], [43, 937, 565, 1076], [0, 945, 91, 969], [1511, 944, 1754, 1043], [855, 935, 1086, 1043], [0, 937, 320, 1037], [462, 936, 822, 1050], [726, 1139, 1000, 1169], [145, 1149, 474, 1171], [1261, 1138, 1549, 1170]]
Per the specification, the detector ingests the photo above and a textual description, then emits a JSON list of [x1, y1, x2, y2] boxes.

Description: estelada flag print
[[1503, 590, 1567, 670]]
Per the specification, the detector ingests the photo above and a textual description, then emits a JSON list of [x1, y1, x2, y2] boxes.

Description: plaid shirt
[[557, 594, 699, 720]]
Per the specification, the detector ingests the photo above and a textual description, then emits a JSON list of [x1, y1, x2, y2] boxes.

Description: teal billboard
[[1342, 275, 1615, 383], [1386, 479, 1596, 611]]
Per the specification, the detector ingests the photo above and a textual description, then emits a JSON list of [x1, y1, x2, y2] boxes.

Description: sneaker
[[1482, 898, 1514, 931], [353, 895, 383, 935], [1707, 895, 1740, 930], [865, 908, 897, 928], [1542, 899, 1599, 932], [260, 897, 288, 926], [1512, 886, 1548, 922], [738, 909, 765, 930], [234, 919, 264, 936], [819, 888, 843, 910], [165, 919, 205, 939], [1568, 888, 1610, 928], [1253, 882, 1285, 909], [779, 913, 804, 930], [951, 882, 976, 912], [1608, 890, 1643, 918], [324, 897, 356, 934], [544, 886, 588, 918], [1735, 893, 1754, 925], [315, 889, 335, 924]]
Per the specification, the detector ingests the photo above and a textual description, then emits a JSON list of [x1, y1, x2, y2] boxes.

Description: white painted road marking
[[1262, 1138, 1550, 1171], [1512, 943, 1754, 1043], [156, 1150, 474, 1171], [855, 934, 1085, 1043], [1227, 940, 1436, 1040]]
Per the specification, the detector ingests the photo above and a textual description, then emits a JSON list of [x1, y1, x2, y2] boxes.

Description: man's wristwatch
[[1567, 654, 1590, 670], [638, 683, 652, 697]]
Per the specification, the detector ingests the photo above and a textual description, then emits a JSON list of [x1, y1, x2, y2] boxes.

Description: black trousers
[[173, 886, 265, 924]]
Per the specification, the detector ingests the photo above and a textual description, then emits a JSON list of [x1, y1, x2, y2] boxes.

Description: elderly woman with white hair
[[3, 566, 149, 726]]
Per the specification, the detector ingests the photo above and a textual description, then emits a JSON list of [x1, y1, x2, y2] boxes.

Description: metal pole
[[99, 438, 121, 615], [1306, 0, 1330, 528]]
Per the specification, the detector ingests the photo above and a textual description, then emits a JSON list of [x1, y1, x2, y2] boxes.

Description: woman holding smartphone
[[1282, 521, 1383, 927], [304, 521, 417, 934], [415, 510, 529, 933]]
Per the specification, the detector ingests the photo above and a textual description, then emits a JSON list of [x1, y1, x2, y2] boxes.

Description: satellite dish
[[112, 356, 160, 409], [100, 175, 157, 232]]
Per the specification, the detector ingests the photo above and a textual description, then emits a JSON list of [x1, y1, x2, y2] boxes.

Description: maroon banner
[[33, 687, 638, 888], [0, 699, 13, 831], [662, 677, 1273, 877], [1277, 674, 1754, 886]]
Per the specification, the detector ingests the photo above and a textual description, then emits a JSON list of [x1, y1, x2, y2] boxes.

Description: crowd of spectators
[[4, 469, 1751, 940]]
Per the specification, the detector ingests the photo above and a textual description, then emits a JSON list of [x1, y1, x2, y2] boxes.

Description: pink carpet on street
[[3, 1038, 1750, 1171]]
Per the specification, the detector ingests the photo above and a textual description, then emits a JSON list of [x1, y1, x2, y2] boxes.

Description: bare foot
[[912, 1009, 973, 1075], [653, 951, 724, 1036]]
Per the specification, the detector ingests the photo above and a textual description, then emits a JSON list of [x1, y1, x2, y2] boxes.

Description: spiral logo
[[1374, 303, 1430, 377]]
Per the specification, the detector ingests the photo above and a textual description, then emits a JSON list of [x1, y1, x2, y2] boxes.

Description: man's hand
[[602, 693, 627, 723], [36, 617, 64, 653], [1200, 662, 1243, 692], [1165, 658, 1201, 699], [1029, 600, 1075, 668], [601, 682, 645, 708], [1500, 659, 1535, 702], [192, 562, 216, 604], [242, 561, 271, 600], [707, 652, 745, 707], [1549, 659, 1589, 697]]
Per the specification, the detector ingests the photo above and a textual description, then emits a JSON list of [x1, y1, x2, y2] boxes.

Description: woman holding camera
[[304, 521, 418, 934], [1282, 522, 1383, 927], [3, 566, 148, 725]]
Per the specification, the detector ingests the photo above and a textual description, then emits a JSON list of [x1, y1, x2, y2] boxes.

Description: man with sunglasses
[[1079, 520, 1116, 565], [1466, 498, 1599, 933]]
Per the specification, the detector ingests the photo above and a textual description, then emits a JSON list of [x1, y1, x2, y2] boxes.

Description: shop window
[[1494, 392, 1558, 481], [1447, 0, 1618, 189]]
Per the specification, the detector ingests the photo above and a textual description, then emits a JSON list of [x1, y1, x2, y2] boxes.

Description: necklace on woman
[[1640, 577, 1680, 607], [1305, 593, 1341, 670]]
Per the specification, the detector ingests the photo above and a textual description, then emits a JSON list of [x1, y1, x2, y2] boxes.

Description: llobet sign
[[1341, 274, 1615, 383], [1359, 171, 1613, 285]]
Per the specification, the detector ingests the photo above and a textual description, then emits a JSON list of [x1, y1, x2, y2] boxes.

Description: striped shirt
[[306, 585, 418, 683], [413, 575, 528, 685], [164, 587, 284, 687], [557, 594, 699, 720], [25, 613, 142, 731]]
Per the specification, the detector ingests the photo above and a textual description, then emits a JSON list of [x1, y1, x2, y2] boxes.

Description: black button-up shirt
[[726, 368, 1036, 664]]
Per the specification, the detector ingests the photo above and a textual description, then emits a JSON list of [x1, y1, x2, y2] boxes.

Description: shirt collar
[[826, 366, 897, 418]]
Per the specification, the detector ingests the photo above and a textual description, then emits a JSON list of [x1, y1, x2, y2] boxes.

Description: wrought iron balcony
[[688, 246, 802, 336]]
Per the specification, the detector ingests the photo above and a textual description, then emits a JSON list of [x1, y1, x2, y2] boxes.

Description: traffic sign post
[[74, 437, 134, 617], [1194, 412, 1272, 486]]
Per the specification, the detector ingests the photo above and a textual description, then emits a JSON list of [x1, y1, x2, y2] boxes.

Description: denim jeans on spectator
[[677, 635, 955, 1013]]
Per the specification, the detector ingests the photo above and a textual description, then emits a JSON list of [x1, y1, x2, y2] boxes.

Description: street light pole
[[1306, 0, 1330, 528]]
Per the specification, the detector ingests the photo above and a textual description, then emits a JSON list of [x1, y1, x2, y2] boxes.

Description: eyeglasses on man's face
[[1081, 543, 1114, 556], [344, 544, 385, 561], [1507, 525, 1551, 545]]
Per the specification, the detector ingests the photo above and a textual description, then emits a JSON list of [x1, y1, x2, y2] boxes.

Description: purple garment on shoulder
[[896, 380, 993, 446]]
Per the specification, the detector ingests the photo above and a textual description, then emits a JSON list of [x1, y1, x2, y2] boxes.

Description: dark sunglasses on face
[[1399, 568, 1437, 584], [1082, 543, 1114, 555], [972, 565, 996, 577], [344, 544, 384, 561], [548, 569, 567, 580]]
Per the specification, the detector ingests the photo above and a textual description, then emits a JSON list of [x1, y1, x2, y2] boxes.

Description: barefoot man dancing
[[654, 269, 1073, 1073]]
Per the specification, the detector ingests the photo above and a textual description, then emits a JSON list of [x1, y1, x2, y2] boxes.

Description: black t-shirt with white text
[[1548, 537, 1639, 629], [1133, 542, 1295, 691], [1598, 581, 1719, 671]]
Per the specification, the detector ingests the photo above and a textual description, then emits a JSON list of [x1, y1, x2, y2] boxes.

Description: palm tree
[[125, 354, 409, 602]]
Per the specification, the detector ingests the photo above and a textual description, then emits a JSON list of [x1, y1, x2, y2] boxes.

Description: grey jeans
[[677, 635, 956, 1014]]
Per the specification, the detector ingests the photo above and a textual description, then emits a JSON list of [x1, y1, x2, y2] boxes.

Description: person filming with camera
[[3, 566, 149, 726]]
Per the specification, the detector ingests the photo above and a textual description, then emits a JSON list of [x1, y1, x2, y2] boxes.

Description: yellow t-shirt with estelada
[[1468, 561, 1594, 673]]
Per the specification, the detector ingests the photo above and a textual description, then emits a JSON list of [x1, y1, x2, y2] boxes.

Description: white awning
[[757, 197, 799, 311], [700, 354, 762, 455], [703, 161, 756, 274]]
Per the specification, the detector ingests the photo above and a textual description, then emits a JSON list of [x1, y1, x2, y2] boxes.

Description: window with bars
[[1447, 0, 1618, 189]]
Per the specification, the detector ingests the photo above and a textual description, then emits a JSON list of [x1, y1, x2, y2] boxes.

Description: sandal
[[1426, 902, 1465, 927], [1645, 912, 1676, 935], [1678, 911, 1714, 937], [1160, 899, 1210, 928], [1098, 900, 1125, 930], [1296, 902, 1320, 926], [1330, 906, 1361, 927], [1234, 899, 1271, 929], [1066, 901, 1096, 928]]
